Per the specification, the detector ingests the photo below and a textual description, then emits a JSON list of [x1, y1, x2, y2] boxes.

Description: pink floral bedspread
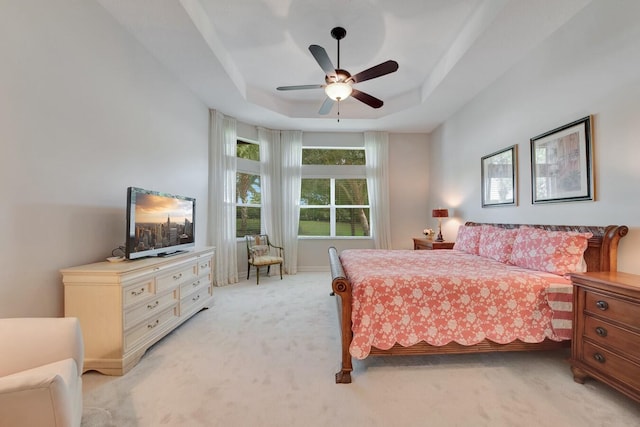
[[339, 249, 573, 359]]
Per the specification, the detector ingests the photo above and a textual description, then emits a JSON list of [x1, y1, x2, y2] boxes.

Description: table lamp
[[432, 208, 449, 242]]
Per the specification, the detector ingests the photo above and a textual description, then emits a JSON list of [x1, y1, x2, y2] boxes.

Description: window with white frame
[[236, 140, 261, 238], [299, 148, 370, 237]]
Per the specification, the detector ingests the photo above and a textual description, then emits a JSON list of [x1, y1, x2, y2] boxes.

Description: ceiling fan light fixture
[[325, 82, 352, 101]]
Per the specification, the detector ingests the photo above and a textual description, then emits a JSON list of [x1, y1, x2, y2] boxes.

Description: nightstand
[[413, 238, 454, 250], [569, 271, 640, 403]]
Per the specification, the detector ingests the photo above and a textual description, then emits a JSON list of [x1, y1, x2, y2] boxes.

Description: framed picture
[[481, 145, 517, 207], [530, 116, 593, 204]]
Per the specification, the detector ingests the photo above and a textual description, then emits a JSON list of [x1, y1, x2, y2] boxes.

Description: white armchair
[[0, 317, 84, 427]]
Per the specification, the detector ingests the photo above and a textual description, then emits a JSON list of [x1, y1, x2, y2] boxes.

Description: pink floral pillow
[[478, 225, 518, 263], [509, 227, 593, 276], [453, 225, 482, 255]]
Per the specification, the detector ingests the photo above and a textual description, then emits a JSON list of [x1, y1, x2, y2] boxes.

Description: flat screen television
[[125, 187, 195, 260]]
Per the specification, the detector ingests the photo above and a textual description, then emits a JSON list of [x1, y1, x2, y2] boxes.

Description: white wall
[[389, 133, 431, 249], [428, 1, 640, 274], [0, 1, 209, 317]]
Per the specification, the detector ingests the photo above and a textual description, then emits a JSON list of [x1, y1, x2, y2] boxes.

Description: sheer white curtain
[[280, 130, 302, 274], [208, 110, 238, 286], [258, 128, 302, 274], [258, 127, 282, 244], [364, 131, 392, 249]]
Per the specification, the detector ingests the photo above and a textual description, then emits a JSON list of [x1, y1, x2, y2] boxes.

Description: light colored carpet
[[82, 272, 640, 426]]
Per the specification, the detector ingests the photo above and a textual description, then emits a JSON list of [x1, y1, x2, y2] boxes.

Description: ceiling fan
[[276, 27, 399, 115]]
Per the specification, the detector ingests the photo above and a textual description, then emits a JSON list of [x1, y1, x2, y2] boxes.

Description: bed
[[328, 222, 628, 383]]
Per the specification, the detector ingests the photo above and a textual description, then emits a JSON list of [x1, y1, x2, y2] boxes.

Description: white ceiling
[[96, 0, 593, 133]]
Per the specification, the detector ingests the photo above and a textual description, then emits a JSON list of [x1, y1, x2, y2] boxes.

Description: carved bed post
[[328, 246, 353, 384], [599, 225, 628, 272]]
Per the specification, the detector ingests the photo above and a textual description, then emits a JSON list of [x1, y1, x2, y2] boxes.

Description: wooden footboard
[[328, 223, 628, 384], [328, 246, 353, 383]]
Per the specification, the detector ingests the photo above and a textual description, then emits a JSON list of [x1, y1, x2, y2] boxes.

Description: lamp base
[[435, 221, 444, 242]]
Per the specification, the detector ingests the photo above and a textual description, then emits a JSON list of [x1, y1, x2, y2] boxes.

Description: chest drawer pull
[[192, 280, 201, 287], [593, 353, 606, 363], [595, 326, 608, 337], [595, 300, 609, 311], [131, 288, 145, 296], [173, 273, 183, 280], [147, 301, 159, 310], [192, 294, 200, 302], [147, 319, 160, 329]]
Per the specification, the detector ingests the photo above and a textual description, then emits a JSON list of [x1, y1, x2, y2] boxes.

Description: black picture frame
[[481, 145, 517, 208], [530, 116, 593, 204]]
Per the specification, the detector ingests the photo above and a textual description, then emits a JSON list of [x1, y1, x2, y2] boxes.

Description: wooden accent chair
[[245, 234, 284, 285]]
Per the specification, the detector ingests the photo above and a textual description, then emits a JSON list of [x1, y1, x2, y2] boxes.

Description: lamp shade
[[324, 82, 353, 101], [432, 208, 449, 218]]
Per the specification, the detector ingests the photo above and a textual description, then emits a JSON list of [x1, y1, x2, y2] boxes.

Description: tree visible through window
[[302, 148, 365, 165], [299, 148, 369, 237], [236, 140, 261, 238]]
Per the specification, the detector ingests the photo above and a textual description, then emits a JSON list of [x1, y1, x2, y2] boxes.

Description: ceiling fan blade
[[276, 84, 324, 91], [309, 45, 337, 79], [348, 60, 399, 84], [318, 97, 335, 115], [351, 89, 384, 109]]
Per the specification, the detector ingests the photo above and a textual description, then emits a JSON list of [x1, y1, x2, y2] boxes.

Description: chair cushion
[[251, 256, 283, 266]]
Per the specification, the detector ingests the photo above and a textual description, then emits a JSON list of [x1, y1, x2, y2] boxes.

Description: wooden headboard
[[464, 222, 628, 272]]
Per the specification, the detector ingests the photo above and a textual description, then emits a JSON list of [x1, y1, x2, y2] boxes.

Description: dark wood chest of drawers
[[570, 272, 640, 403]]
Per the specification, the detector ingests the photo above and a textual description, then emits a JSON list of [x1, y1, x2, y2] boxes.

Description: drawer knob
[[147, 301, 159, 310], [192, 280, 200, 287], [593, 353, 606, 363], [131, 288, 145, 296], [192, 294, 200, 302], [147, 319, 160, 329], [173, 273, 183, 280], [595, 326, 608, 337], [595, 300, 609, 311]]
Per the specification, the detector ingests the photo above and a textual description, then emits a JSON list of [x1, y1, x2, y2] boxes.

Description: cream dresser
[[61, 247, 214, 375]]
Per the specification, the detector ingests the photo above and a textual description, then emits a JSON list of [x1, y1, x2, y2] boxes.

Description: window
[[236, 140, 261, 238], [299, 147, 369, 237]]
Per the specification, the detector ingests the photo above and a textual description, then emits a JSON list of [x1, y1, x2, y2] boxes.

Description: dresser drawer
[[124, 304, 179, 353], [583, 316, 640, 362], [584, 290, 640, 329], [180, 286, 210, 316], [582, 341, 640, 392], [180, 277, 208, 298], [197, 257, 212, 276], [123, 279, 154, 308], [124, 289, 179, 330], [156, 264, 198, 293]]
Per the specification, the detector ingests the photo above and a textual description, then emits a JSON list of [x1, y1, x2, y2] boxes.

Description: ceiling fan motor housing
[[326, 69, 351, 84]]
